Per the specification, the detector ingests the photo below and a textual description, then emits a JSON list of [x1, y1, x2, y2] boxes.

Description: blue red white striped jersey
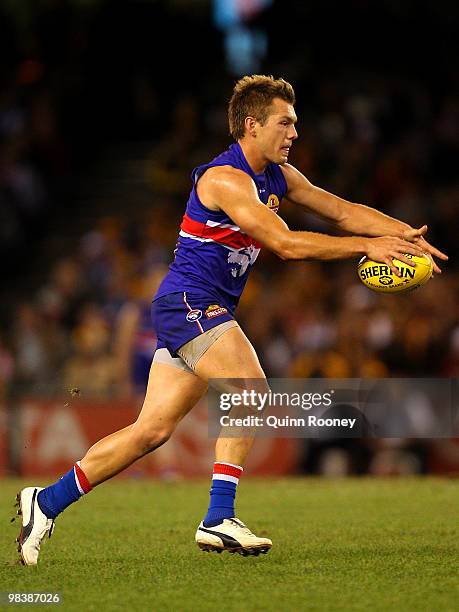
[[154, 142, 287, 311]]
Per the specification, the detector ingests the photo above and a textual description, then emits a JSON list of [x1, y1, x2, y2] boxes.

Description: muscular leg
[[192, 326, 272, 552], [82, 326, 264, 487], [81, 324, 264, 486], [80, 362, 207, 485], [193, 325, 268, 468], [18, 360, 207, 565]]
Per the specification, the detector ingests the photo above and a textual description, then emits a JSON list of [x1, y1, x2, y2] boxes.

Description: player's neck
[[238, 139, 269, 175]]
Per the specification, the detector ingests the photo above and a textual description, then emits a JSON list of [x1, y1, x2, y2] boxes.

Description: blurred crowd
[[1, 1, 458, 475]]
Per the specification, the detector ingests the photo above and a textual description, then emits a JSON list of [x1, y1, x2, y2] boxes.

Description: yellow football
[[357, 253, 433, 293]]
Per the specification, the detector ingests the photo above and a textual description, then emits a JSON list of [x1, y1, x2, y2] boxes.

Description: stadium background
[[0, 0, 458, 480]]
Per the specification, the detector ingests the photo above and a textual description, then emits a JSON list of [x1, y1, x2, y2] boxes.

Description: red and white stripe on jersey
[[212, 461, 243, 485], [180, 214, 261, 251], [74, 461, 92, 495], [183, 291, 204, 334]]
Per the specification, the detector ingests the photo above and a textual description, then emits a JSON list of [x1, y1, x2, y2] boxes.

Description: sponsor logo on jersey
[[186, 309, 202, 322], [205, 304, 228, 319], [267, 194, 280, 212]]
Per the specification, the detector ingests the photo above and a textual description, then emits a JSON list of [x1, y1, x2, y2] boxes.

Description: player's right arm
[[197, 166, 424, 275]]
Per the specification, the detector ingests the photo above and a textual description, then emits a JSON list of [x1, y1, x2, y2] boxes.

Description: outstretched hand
[[402, 225, 448, 274], [366, 236, 425, 276]]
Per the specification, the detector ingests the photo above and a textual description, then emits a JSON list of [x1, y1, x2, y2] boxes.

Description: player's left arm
[[281, 163, 448, 273]]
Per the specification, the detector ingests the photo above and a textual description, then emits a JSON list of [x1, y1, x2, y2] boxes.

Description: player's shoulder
[[199, 164, 253, 190], [279, 162, 300, 181], [279, 162, 308, 191], [202, 164, 249, 181]]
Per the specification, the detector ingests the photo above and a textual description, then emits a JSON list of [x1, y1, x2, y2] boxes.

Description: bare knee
[[130, 424, 174, 456]]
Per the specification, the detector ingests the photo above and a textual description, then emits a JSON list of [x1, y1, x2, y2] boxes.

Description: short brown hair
[[228, 75, 296, 141]]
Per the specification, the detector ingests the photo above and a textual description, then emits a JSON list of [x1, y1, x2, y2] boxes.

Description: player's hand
[[401, 225, 448, 274], [365, 236, 425, 276]]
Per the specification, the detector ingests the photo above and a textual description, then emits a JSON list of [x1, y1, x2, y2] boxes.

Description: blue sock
[[203, 462, 242, 527], [37, 462, 92, 519]]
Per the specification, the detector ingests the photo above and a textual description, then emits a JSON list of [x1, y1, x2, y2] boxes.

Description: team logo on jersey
[[186, 309, 202, 322], [228, 245, 261, 278], [205, 304, 228, 319], [267, 194, 279, 212]]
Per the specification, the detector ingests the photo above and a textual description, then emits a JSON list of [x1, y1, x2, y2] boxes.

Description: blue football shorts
[[151, 291, 236, 357]]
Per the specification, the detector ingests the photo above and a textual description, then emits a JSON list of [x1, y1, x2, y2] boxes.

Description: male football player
[[17, 75, 447, 564]]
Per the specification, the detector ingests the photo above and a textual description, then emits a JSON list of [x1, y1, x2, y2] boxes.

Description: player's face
[[257, 98, 298, 164]]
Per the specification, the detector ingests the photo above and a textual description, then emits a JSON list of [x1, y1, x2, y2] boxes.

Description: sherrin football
[[357, 253, 433, 293]]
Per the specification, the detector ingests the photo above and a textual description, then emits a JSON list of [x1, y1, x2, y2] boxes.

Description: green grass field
[[0, 478, 457, 611]]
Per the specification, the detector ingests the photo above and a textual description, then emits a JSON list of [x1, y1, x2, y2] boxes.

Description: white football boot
[[15, 487, 55, 565], [195, 517, 272, 556]]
